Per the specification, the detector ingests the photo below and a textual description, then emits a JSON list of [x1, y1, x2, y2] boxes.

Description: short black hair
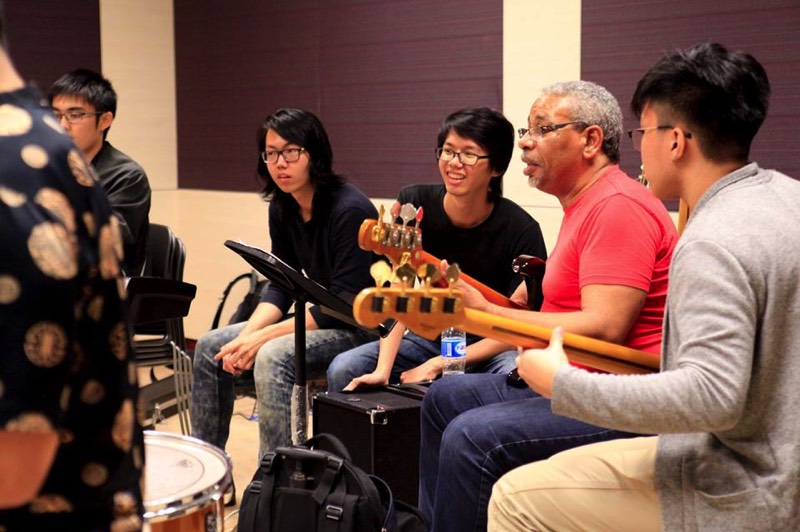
[[631, 42, 770, 163], [256, 108, 345, 219], [49, 68, 117, 116], [437, 107, 514, 202], [49, 68, 117, 139]]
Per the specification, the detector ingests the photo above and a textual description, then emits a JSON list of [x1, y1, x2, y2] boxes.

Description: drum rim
[[143, 430, 233, 522]]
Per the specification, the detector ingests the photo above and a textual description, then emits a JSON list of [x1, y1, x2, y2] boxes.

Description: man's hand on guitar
[[516, 327, 569, 398], [400, 357, 443, 384]]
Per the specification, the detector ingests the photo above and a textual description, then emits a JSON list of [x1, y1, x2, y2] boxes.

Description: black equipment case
[[312, 387, 424, 504]]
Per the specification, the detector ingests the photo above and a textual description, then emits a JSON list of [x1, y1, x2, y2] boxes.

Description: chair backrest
[[133, 223, 191, 348], [143, 223, 185, 280]]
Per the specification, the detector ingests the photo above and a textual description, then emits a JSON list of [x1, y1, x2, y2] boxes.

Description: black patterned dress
[[0, 85, 143, 531]]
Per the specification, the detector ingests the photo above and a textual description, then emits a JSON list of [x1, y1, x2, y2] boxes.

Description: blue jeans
[[326, 332, 517, 392], [191, 322, 374, 458], [419, 373, 639, 532]]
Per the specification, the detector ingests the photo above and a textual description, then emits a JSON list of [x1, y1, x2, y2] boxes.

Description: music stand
[[224, 240, 392, 444]]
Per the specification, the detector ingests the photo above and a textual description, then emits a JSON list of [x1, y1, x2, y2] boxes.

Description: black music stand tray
[[224, 240, 392, 444]]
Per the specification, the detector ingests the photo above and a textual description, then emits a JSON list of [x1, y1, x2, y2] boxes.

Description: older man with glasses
[[417, 80, 679, 532]]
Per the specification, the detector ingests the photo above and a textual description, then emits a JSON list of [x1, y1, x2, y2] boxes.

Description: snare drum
[[143, 431, 232, 532]]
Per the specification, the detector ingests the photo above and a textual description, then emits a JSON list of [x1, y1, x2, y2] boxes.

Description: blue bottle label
[[441, 338, 466, 358]]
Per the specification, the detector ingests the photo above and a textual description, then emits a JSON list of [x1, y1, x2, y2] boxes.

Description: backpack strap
[[369, 475, 395, 532], [318, 471, 350, 532], [240, 452, 278, 532], [312, 455, 344, 505], [211, 272, 254, 329]]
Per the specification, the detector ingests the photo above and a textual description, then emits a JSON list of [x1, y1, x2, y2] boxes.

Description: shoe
[[224, 479, 237, 507]]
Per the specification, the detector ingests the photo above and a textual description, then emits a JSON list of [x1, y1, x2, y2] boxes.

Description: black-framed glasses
[[53, 110, 104, 124], [261, 147, 306, 164], [435, 147, 490, 166], [517, 121, 588, 140], [627, 126, 692, 152]]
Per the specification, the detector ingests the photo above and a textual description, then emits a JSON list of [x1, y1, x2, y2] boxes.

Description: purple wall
[[582, 0, 800, 187], [174, 0, 503, 197], [4, 1, 101, 92]]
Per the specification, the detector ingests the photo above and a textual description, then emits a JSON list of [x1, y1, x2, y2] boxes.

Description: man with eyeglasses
[[327, 107, 547, 391], [49, 69, 151, 276], [417, 81, 678, 532], [489, 43, 800, 532]]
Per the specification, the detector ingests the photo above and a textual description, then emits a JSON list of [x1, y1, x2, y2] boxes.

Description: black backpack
[[211, 270, 270, 329], [238, 433, 427, 532]]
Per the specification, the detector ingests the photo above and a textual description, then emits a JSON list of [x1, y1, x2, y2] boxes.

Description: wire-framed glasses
[[53, 110, 104, 124], [517, 121, 588, 140], [435, 147, 490, 166], [261, 147, 306, 164]]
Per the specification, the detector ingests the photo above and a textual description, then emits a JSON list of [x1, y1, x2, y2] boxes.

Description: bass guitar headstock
[[355, 260, 464, 339], [358, 202, 424, 266]]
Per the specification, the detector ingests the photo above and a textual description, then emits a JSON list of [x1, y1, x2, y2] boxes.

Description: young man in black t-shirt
[[327, 107, 548, 392]]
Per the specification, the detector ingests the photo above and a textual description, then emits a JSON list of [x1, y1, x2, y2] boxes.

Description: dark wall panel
[[582, 0, 800, 189], [4, 1, 101, 92], [175, 0, 503, 197]]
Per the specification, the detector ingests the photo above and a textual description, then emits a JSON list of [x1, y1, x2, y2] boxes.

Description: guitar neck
[[370, 296, 659, 375], [457, 308, 659, 375]]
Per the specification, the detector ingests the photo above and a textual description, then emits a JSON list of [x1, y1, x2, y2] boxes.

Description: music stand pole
[[290, 294, 307, 445]]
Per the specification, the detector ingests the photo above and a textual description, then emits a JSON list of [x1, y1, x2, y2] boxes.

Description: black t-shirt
[[397, 184, 547, 308]]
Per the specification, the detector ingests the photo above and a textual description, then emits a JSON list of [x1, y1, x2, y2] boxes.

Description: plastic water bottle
[[441, 327, 467, 375]]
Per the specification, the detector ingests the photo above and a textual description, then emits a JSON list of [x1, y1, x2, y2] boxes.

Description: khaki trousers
[[488, 436, 661, 532]]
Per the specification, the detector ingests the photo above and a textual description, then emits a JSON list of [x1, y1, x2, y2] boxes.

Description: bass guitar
[[352, 285, 659, 375]]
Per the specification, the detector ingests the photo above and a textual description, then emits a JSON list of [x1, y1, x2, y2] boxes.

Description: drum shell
[[143, 431, 232, 532]]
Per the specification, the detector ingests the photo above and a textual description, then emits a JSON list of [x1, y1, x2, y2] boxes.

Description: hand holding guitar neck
[[353, 262, 660, 376], [358, 202, 525, 309]]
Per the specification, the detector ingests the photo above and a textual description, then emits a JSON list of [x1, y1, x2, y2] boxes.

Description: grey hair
[[540, 80, 623, 163]]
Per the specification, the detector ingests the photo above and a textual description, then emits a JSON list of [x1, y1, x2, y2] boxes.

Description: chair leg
[[171, 341, 193, 436]]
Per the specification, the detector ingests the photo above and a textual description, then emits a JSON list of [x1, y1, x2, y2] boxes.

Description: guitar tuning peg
[[390, 201, 401, 221], [377, 204, 386, 224], [399, 251, 412, 266], [395, 262, 417, 287], [370, 261, 392, 288], [416, 263, 440, 286], [399, 203, 416, 228], [416, 206, 424, 223], [445, 263, 461, 287]]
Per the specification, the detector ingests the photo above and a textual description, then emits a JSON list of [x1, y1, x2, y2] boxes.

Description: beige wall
[[99, 0, 270, 339], [100, 0, 178, 191], [99, 0, 675, 340]]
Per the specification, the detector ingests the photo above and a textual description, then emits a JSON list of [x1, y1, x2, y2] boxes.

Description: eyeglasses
[[517, 121, 588, 140], [53, 110, 104, 124], [261, 147, 306, 164], [627, 126, 692, 152], [436, 147, 490, 166]]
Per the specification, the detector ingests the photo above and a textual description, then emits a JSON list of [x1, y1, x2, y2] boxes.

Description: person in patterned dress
[[0, 4, 144, 530]]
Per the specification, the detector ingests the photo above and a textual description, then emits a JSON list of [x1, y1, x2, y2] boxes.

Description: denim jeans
[[326, 332, 517, 392], [419, 373, 639, 532], [191, 322, 374, 458]]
